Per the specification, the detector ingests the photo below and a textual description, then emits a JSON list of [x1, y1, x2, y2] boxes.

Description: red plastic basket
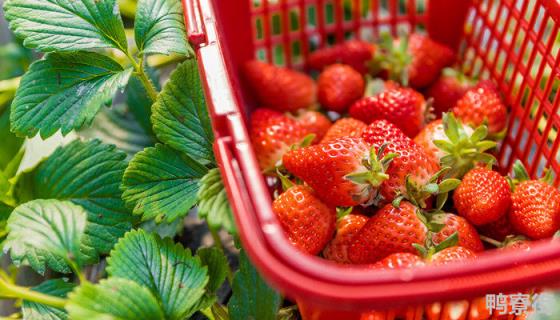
[[184, 0, 560, 318]]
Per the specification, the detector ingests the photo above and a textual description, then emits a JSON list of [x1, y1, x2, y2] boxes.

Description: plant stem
[[126, 53, 159, 102], [118, 0, 137, 19], [200, 307, 216, 320], [479, 235, 503, 248], [0, 279, 67, 309], [67, 260, 87, 284], [0, 77, 21, 93], [209, 227, 234, 285]]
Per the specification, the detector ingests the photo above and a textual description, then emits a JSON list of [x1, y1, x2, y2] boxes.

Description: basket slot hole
[[536, 155, 548, 177], [271, 13, 282, 35], [307, 5, 317, 28], [550, 78, 560, 104], [255, 16, 264, 40], [533, 5, 546, 32], [289, 9, 300, 32], [273, 44, 285, 65], [501, 144, 513, 169], [549, 124, 558, 150], [541, 63, 552, 92], [325, 1, 335, 25]]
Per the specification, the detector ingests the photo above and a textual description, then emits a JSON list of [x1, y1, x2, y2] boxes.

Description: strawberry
[[372, 33, 454, 88], [348, 201, 428, 263], [307, 40, 375, 74], [431, 214, 484, 252], [349, 87, 427, 137], [477, 215, 514, 242], [452, 82, 508, 135], [323, 212, 368, 263], [272, 185, 336, 255], [293, 110, 331, 143], [250, 108, 308, 173], [453, 167, 511, 226], [372, 252, 425, 269], [361, 120, 440, 205], [413, 113, 497, 178], [429, 246, 477, 265], [318, 64, 365, 112], [243, 60, 316, 112], [510, 180, 560, 239], [502, 237, 532, 252], [508, 161, 560, 239], [283, 137, 394, 207], [320, 118, 367, 144], [426, 68, 473, 118]]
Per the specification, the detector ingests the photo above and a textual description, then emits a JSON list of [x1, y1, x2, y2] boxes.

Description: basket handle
[[182, 0, 207, 47]]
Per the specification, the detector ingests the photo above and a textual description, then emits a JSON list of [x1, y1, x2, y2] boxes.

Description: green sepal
[[438, 179, 461, 193], [437, 113, 498, 179], [412, 243, 428, 258], [434, 231, 459, 252], [512, 160, 530, 182], [336, 207, 353, 220], [370, 32, 412, 86]]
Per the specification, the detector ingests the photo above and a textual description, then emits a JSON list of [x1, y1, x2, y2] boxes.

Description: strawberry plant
[[0, 0, 287, 319]]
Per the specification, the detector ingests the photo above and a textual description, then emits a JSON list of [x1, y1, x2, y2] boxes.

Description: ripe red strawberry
[[361, 120, 440, 204], [349, 201, 428, 264], [250, 108, 307, 173], [323, 212, 368, 264], [509, 180, 560, 239], [307, 40, 375, 74], [453, 167, 511, 226], [373, 33, 454, 88], [283, 137, 393, 207], [426, 68, 473, 118], [317, 64, 365, 113], [452, 83, 508, 135], [431, 214, 484, 252], [349, 87, 427, 137], [413, 113, 497, 178], [372, 252, 425, 269], [272, 185, 336, 255], [477, 215, 514, 242], [293, 110, 331, 143], [430, 246, 477, 265], [243, 60, 316, 112], [320, 118, 367, 144]]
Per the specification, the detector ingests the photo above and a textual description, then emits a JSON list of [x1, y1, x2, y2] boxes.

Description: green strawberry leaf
[[78, 104, 155, 158], [126, 67, 160, 136], [198, 168, 236, 235], [0, 202, 14, 246], [134, 0, 190, 56], [151, 60, 214, 165], [121, 143, 208, 223], [22, 279, 76, 320], [107, 230, 209, 320], [3, 0, 127, 53], [15, 139, 134, 264], [11, 52, 133, 138], [198, 247, 229, 293], [228, 250, 282, 320], [4, 199, 87, 274], [67, 278, 165, 320], [0, 105, 23, 171]]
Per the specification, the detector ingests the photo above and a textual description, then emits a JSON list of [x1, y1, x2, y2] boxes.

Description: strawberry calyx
[[510, 160, 555, 190], [336, 206, 353, 220], [441, 67, 474, 87], [479, 234, 528, 248], [369, 33, 412, 86], [263, 133, 317, 176], [392, 167, 461, 209], [433, 113, 497, 179], [345, 143, 398, 190], [413, 231, 459, 260]]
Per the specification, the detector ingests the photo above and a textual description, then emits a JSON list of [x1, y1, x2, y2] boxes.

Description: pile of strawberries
[[244, 33, 560, 271]]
